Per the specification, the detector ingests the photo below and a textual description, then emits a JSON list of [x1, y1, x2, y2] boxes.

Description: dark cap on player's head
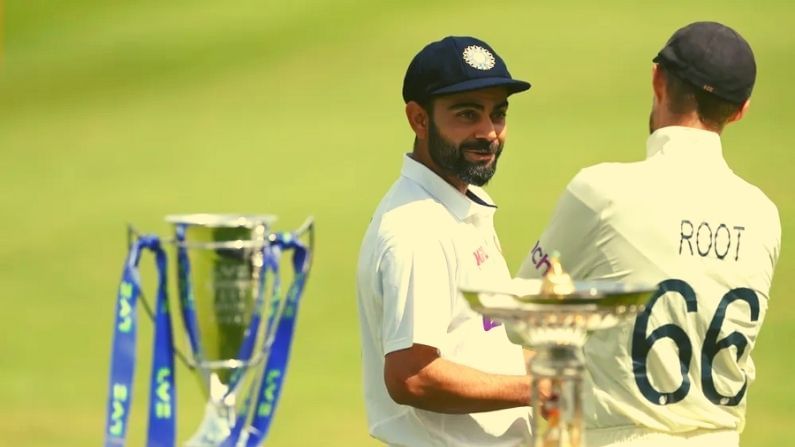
[[402, 36, 531, 104], [653, 21, 756, 104]]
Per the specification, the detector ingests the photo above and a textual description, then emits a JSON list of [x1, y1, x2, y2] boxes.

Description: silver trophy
[[461, 258, 654, 447], [141, 214, 314, 446]]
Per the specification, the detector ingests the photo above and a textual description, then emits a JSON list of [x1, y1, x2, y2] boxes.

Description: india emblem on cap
[[462, 45, 495, 70]]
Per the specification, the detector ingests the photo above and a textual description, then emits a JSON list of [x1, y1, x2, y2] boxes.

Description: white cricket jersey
[[517, 126, 781, 435], [357, 155, 531, 447]]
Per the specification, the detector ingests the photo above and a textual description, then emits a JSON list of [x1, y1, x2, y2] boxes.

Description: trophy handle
[[126, 224, 157, 322], [292, 216, 315, 276], [256, 216, 314, 360], [126, 224, 195, 371]]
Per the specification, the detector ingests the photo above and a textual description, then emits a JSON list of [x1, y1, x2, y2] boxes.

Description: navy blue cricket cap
[[402, 36, 531, 104], [653, 21, 756, 104]]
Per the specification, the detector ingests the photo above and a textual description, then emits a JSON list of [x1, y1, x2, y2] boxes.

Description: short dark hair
[[417, 97, 434, 114], [661, 65, 743, 131]]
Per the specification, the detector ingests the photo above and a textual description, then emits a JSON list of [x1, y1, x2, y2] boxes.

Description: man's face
[[425, 87, 509, 187]]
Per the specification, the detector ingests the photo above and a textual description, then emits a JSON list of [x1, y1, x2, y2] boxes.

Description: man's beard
[[427, 119, 503, 187]]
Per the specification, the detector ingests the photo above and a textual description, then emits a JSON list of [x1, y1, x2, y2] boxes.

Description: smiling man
[[355, 36, 534, 446]]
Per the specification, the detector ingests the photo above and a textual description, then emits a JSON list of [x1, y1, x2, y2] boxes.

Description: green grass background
[[1, 1, 793, 445]]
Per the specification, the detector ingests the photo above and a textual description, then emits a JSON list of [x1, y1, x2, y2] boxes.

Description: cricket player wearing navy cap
[[518, 22, 781, 447], [356, 36, 539, 446]]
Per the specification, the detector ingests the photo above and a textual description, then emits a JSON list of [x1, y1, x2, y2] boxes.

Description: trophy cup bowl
[[460, 259, 656, 447], [106, 213, 312, 447], [165, 214, 311, 446]]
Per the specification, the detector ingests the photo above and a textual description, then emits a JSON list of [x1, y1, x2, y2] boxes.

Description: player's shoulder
[[726, 172, 781, 231], [565, 161, 648, 209], [570, 161, 639, 187], [370, 178, 455, 245]]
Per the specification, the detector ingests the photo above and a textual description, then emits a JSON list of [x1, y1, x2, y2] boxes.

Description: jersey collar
[[646, 126, 725, 163], [400, 154, 497, 221]]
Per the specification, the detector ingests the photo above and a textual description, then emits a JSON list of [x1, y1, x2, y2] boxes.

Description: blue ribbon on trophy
[[222, 232, 310, 447], [104, 215, 314, 447], [104, 235, 176, 447]]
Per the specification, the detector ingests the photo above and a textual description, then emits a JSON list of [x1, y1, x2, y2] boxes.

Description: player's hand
[[535, 378, 561, 421]]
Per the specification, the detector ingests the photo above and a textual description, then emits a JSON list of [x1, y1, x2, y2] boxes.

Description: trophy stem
[[530, 341, 585, 447], [185, 373, 240, 447]]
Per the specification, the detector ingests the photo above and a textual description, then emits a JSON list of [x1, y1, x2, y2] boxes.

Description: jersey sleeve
[[378, 237, 453, 355], [517, 171, 607, 280]]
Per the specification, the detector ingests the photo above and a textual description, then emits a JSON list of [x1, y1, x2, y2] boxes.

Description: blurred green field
[[1, 1, 793, 446]]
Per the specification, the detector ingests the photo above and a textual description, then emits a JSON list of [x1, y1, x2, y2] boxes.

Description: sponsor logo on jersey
[[473, 246, 489, 267], [482, 316, 502, 331], [529, 240, 551, 275]]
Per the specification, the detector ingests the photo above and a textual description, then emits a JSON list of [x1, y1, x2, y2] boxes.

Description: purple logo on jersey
[[529, 240, 551, 275], [483, 316, 501, 331]]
